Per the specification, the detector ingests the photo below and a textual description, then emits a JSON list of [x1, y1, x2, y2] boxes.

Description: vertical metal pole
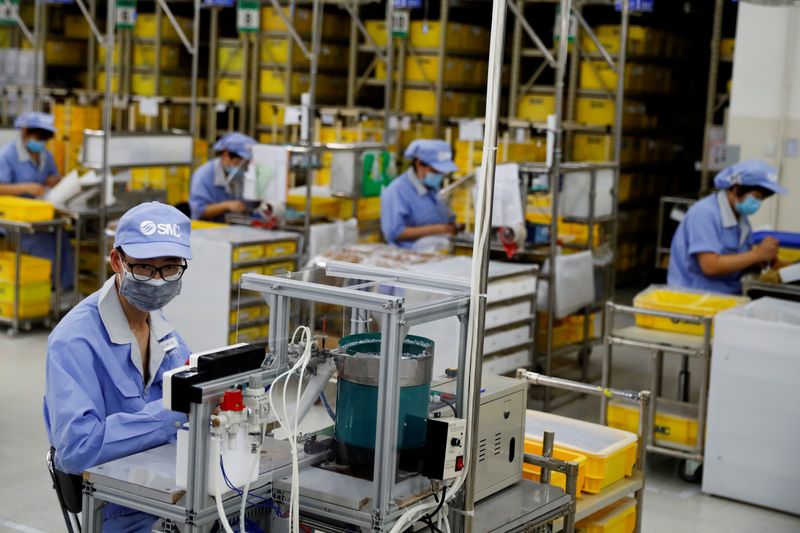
[[608, 0, 629, 292], [648, 350, 663, 448], [207, 7, 219, 145], [13, 229, 21, 333], [635, 390, 650, 533], [456, 0, 507, 530], [241, 37, 250, 131], [454, 313, 469, 416], [696, 321, 712, 457], [100, 1, 116, 289], [700, 0, 724, 195], [600, 305, 612, 424], [190, 0, 200, 137], [249, 33, 259, 137], [540, 430, 555, 484], [433, 0, 448, 137], [345, 4, 358, 108], [544, 0, 572, 410], [565, 2, 581, 157], [155, 1, 163, 100], [53, 224, 62, 320], [507, 0, 523, 123], [383, 0, 395, 144], [32, 0, 42, 111], [88, 0, 98, 94]]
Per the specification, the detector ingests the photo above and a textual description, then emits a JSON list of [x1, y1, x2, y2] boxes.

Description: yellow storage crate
[[517, 95, 555, 122], [0, 28, 10, 48], [526, 410, 637, 494], [64, 14, 91, 39], [410, 21, 461, 50], [233, 244, 265, 263], [259, 102, 285, 126], [339, 197, 382, 221], [720, 38, 735, 59], [230, 324, 268, 344], [131, 73, 157, 96], [523, 439, 588, 498], [46, 40, 86, 66], [263, 261, 295, 276], [218, 43, 245, 74], [576, 97, 615, 126], [365, 20, 387, 47], [633, 285, 748, 336], [260, 71, 308, 98], [778, 247, 800, 263], [260, 38, 310, 68], [133, 44, 181, 69], [231, 304, 266, 325], [573, 134, 613, 162], [135, 14, 191, 40], [264, 241, 298, 258], [0, 280, 51, 304], [0, 299, 51, 319], [607, 399, 698, 448], [260, 7, 312, 35], [0, 196, 55, 222], [404, 56, 460, 84], [287, 193, 339, 218], [217, 77, 244, 101], [0, 252, 51, 284], [593, 24, 653, 56], [580, 61, 635, 91], [231, 265, 264, 285], [576, 498, 636, 533]]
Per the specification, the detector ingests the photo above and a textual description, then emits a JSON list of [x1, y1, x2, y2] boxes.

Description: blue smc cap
[[404, 139, 458, 174], [212, 132, 257, 160], [114, 202, 192, 260], [713, 160, 788, 195], [14, 112, 57, 133]]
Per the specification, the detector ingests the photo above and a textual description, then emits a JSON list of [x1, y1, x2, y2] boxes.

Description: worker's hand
[[436, 224, 457, 236], [45, 175, 61, 188], [21, 183, 47, 198], [225, 200, 249, 214], [754, 236, 780, 263]]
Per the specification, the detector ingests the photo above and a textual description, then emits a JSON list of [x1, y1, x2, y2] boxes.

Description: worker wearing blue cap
[[189, 132, 259, 221], [0, 111, 73, 290], [668, 160, 788, 294], [44, 202, 192, 533], [381, 139, 458, 250]]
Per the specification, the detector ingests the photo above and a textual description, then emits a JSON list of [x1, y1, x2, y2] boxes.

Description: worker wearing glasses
[[44, 202, 192, 533], [189, 132, 259, 221]]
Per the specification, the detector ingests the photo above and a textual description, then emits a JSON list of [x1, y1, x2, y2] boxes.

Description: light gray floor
[[1, 328, 799, 532]]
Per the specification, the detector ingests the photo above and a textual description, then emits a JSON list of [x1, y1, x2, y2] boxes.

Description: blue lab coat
[[44, 276, 191, 532], [668, 191, 754, 295], [0, 138, 74, 289], [380, 168, 454, 249]]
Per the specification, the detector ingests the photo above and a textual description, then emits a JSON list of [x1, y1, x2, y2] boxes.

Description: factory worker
[[44, 202, 192, 533], [381, 139, 458, 251], [0, 111, 73, 290], [189, 131, 259, 221], [668, 160, 787, 295]]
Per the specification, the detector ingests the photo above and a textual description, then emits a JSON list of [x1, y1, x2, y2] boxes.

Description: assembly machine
[[81, 262, 575, 532]]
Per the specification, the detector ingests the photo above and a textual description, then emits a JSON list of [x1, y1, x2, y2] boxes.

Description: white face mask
[[118, 269, 182, 311]]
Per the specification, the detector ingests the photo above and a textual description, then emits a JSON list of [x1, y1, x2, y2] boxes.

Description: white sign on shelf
[[284, 106, 303, 126], [458, 119, 483, 142], [138, 97, 160, 118]]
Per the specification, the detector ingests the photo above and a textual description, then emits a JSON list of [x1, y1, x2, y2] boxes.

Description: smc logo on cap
[[140, 220, 181, 237]]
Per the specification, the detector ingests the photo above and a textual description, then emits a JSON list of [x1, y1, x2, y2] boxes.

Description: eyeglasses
[[122, 256, 187, 282]]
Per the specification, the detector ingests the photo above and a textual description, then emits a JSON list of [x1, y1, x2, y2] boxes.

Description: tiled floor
[[1, 328, 798, 532]]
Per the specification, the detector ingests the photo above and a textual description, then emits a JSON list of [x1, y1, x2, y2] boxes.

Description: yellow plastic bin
[[0, 252, 51, 284], [576, 497, 637, 533], [232, 244, 266, 263], [633, 285, 748, 336], [526, 410, 638, 494], [263, 261, 295, 276], [231, 305, 267, 326], [0, 196, 55, 222], [264, 241, 298, 257], [607, 399, 698, 448], [0, 281, 51, 319], [230, 324, 268, 344], [523, 439, 588, 498], [231, 265, 264, 285]]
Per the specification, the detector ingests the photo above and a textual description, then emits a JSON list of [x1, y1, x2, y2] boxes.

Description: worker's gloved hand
[[755, 236, 780, 263], [225, 200, 249, 214]]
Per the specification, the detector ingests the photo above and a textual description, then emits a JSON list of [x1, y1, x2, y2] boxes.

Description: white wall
[[728, 3, 800, 231]]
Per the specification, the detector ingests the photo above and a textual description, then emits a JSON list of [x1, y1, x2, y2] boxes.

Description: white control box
[[423, 417, 466, 481]]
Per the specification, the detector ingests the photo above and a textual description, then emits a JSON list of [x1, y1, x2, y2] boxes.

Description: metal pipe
[[383, 0, 394, 144], [31, 0, 42, 111], [516, 370, 642, 402], [635, 390, 651, 533], [268, 0, 312, 58], [506, 0, 557, 68], [433, 0, 449, 136], [207, 7, 219, 145], [2, 0, 34, 43], [699, 0, 725, 194], [345, 3, 359, 107], [457, 0, 508, 529], [572, 7, 617, 71], [74, 0, 106, 45], [156, 0, 195, 54], [507, 2, 523, 122], [341, 1, 385, 57], [609, 0, 629, 291], [540, 430, 555, 484], [190, 0, 200, 137], [99, 1, 115, 289]]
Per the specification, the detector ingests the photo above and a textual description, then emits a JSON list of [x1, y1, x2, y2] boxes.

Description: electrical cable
[[240, 449, 261, 533], [214, 437, 236, 533], [439, 397, 457, 417], [319, 390, 336, 421]]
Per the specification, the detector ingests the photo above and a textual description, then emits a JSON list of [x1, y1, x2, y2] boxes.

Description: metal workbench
[[0, 216, 67, 335], [742, 277, 800, 303]]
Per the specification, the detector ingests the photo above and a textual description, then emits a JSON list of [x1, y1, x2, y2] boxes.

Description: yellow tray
[[0, 299, 51, 320], [0, 281, 51, 304], [607, 399, 697, 447], [230, 324, 268, 344], [263, 261, 295, 276], [230, 304, 267, 326], [264, 240, 298, 258], [0, 251, 51, 284], [0, 196, 55, 222], [523, 439, 588, 498], [526, 410, 638, 495], [576, 497, 637, 533], [233, 244, 265, 263], [231, 265, 264, 285], [633, 285, 748, 336]]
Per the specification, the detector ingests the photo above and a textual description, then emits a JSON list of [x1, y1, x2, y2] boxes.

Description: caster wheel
[[678, 459, 703, 483]]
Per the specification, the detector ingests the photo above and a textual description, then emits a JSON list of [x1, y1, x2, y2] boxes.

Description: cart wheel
[[678, 459, 703, 483]]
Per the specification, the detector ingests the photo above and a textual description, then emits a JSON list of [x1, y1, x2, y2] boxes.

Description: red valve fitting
[[220, 389, 245, 411]]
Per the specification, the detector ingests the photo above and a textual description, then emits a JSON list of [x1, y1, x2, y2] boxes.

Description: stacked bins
[[0, 251, 52, 320], [335, 333, 434, 479]]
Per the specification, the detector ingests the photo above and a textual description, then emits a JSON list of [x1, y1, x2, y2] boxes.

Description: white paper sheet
[[474, 162, 524, 228], [245, 144, 289, 206]]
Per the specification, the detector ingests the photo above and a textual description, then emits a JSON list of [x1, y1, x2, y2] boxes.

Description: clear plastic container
[[526, 410, 637, 494]]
